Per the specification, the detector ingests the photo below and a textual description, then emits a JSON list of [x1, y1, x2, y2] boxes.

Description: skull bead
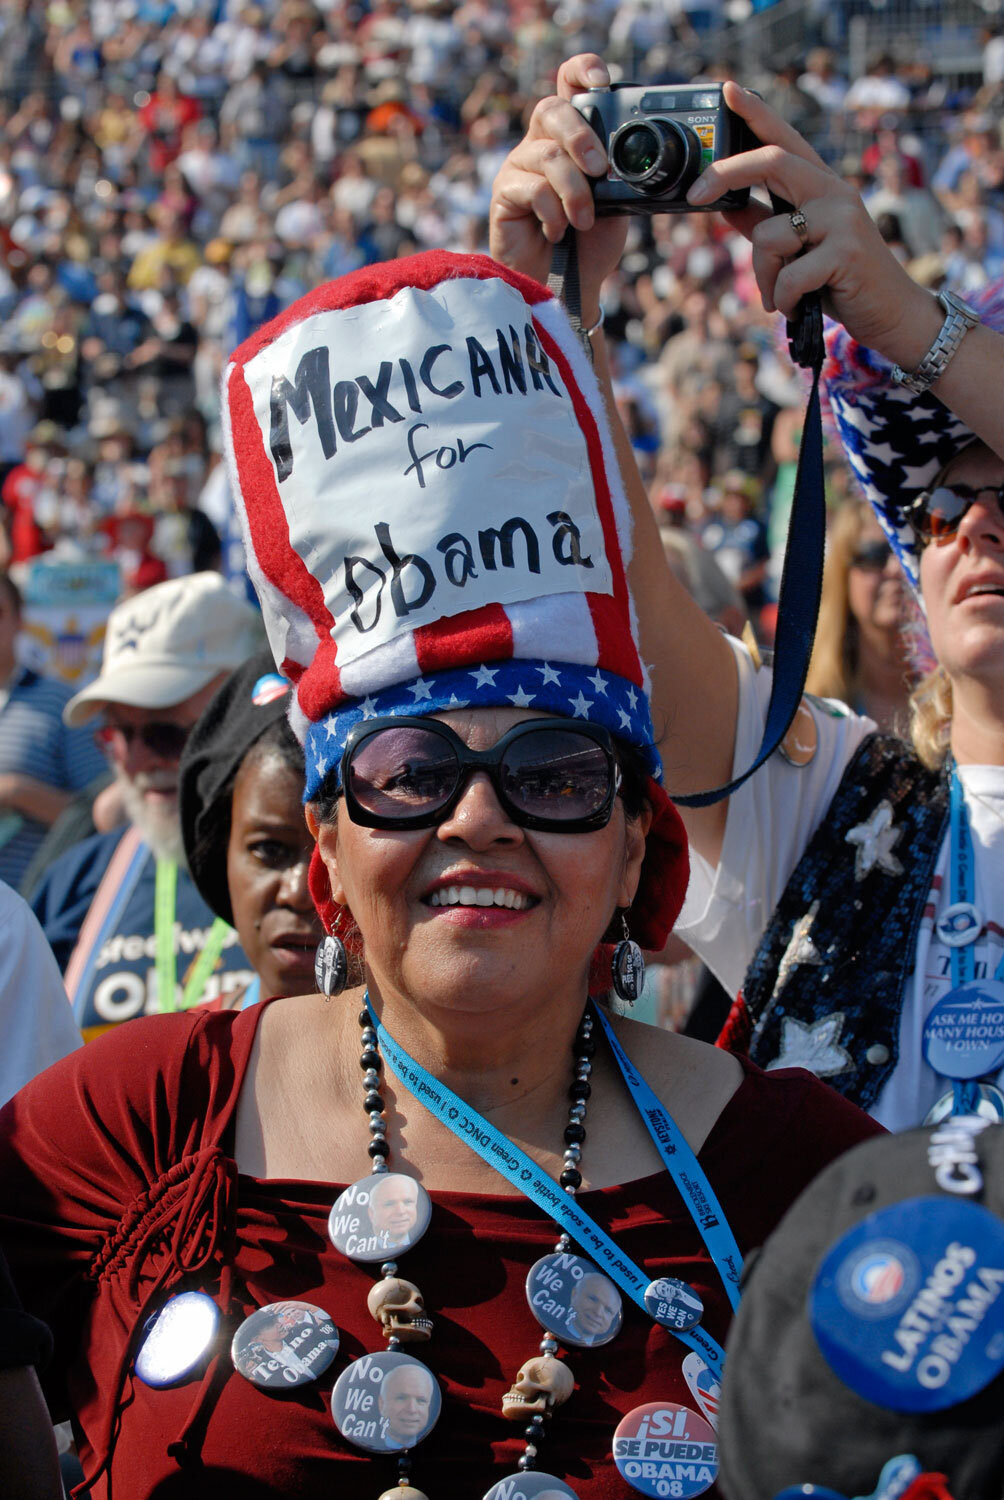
[[366, 1276, 433, 1342], [500, 1354, 574, 1420]]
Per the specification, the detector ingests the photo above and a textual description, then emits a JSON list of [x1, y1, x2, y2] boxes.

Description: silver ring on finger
[[788, 209, 809, 248]]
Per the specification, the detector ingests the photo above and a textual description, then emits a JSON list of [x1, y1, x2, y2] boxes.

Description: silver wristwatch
[[892, 289, 980, 395]]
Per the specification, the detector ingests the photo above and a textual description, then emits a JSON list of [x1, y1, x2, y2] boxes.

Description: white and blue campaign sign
[[922, 982, 1004, 1081], [242, 276, 614, 671], [681, 1352, 720, 1431], [810, 1195, 1004, 1411]]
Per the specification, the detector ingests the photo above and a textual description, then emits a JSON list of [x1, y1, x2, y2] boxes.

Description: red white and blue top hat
[[222, 251, 687, 949], [823, 279, 1004, 593]]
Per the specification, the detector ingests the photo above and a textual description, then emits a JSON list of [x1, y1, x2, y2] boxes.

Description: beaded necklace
[[325, 1005, 600, 1500], [322, 1001, 729, 1500]]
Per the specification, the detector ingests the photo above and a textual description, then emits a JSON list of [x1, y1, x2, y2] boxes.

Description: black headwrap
[[179, 648, 302, 925]]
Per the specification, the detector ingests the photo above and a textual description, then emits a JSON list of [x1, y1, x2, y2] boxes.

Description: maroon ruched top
[[0, 1000, 880, 1498]]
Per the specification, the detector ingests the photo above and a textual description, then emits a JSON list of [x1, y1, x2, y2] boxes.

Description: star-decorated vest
[[721, 733, 949, 1111]]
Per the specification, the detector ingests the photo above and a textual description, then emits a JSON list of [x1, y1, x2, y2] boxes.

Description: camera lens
[[615, 124, 661, 177], [609, 118, 701, 198]]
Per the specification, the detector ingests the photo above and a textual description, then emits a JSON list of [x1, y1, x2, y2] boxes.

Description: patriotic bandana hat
[[823, 278, 1004, 594], [222, 251, 688, 950]]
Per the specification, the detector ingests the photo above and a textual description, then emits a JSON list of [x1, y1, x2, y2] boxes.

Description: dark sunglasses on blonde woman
[[906, 483, 1004, 545], [849, 540, 893, 571]]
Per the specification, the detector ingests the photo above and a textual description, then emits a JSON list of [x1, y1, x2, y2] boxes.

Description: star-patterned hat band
[[303, 658, 659, 799], [822, 278, 1004, 594]]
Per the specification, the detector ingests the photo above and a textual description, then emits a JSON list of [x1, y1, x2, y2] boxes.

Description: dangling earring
[[314, 933, 348, 997], [611, 913, 644, 1004]]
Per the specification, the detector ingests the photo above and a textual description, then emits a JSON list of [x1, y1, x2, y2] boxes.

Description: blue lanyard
[[590, 1004, 741, 1309], [365, 996, 739, 1380], [944, 767, 1004, 1112], [949, 766, 1004, 987]]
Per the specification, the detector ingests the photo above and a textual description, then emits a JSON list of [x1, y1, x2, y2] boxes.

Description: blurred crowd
[[0, 1, 1002, 614]]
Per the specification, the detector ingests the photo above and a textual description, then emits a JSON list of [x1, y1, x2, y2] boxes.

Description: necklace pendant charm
[[525, 1252, 623, 1347], [231, 1300, 339, 1389], [368, 1276, 433, 1342], [332, 1350, 440, 1453], [484, 1474, 579, 1499], [329, 1172, 432, 1262], [501, 1353, 574, 1421]]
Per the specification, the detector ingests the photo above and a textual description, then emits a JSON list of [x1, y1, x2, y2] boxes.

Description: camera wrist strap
[[547, 229, 826, 808]]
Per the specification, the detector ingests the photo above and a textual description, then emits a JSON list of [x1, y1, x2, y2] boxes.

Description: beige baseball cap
[[64, 573, 265, 726]]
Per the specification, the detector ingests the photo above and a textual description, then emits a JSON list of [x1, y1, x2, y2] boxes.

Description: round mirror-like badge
[[232, 1300, 339, 1389], [925, 1082, 1004, 1127], [135, 1291, 220, 1388], [936, 902, 982, 948], [612, 1402, 718, 1498], [526, 1253, 623, 1348], [328, 1172, 432, 1262], [922, 982, 1004, 1081], [482, 1474, 580, 1500], [810, 1194, 1004, 1412], [332, 1351, 440, 1452], [643, 1278, 704, 1332]]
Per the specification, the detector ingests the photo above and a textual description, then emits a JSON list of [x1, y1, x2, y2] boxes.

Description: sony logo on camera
[[571, 82, 757, 217]]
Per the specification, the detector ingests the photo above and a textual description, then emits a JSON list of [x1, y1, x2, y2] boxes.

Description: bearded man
[[30, 574, 263, 1039]]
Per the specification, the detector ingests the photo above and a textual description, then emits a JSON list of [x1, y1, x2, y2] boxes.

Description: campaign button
[[331, 1350, 440, 1453], [482, 1474, 579, 1500], [925, 1082, 1004, 1127], [778, 698, 818, 767], [681, 1352, 720, 1431], [135, 1291, 220, 1388], [232, 1300, 339, 1389], [612, 1402, 718, 1498], [643, 1278, 704, 1332], [936, 902, 982, 948], [922, 982, 1004, 1081], [328, 1172, 432, 1262], [810, 1194, 1004, 1411], [526, 1253, 623, 1348]]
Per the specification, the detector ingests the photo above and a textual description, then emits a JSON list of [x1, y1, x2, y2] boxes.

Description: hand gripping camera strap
[[547, 229, 826, 809]]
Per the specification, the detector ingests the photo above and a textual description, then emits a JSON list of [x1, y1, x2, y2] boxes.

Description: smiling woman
[[0, 250, 879, 1500]]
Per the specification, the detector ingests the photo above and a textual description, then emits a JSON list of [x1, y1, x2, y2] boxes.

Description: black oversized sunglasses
[[340, 716, 622, 832], [906, 483, 1004, 545]]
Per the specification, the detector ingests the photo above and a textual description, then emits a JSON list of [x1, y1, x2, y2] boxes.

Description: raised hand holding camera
[[570, 83, 756, 217]]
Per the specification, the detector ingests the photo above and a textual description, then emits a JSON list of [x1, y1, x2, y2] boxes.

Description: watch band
[[892, 289, 980, 395]]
